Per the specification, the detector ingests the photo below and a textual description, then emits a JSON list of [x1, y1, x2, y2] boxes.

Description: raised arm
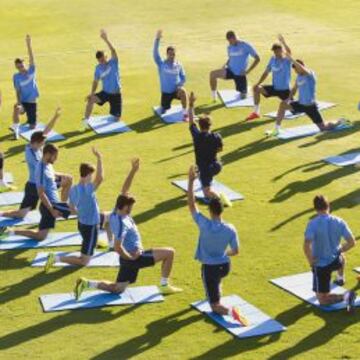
[[26, 34, 35, 66], [189, 92, 196, 126], [178, 65, 186, 87], [153, 30, 163, 66], [100, 29, 117, 60], [278, 34, 291, 55], [187, 165, 199, 215], [287, 53, 311, 76], [43, 107, 61, 135], [92, 147, 104, 190], [121, 158, 140, 195]]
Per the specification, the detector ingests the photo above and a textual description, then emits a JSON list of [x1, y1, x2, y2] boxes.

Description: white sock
[[0, 180, 6, 187], [8, 230, 15, 236], [211, 90, 217, 100], [88, 280, 99, 289], [275, 124, 281, 130], [54, 255, 60, 262], [183, 109, 188, 115], [13, 123, 19, 130], [336, 274, 344, 281], [160, 277, 168, 286], [254, 105, 260, 114], [343, 291, 350, 302]]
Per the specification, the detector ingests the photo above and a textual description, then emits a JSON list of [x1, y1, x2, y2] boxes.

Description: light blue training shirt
[[296, 71, 317, 105], [266, 56, 292, 90], [25, 144, 42, 184], [153, 38, 186, 94], [305, 214, 353, 267], [94, 58, 121, 94], [69, 183, 100, 226], [192, 211, 239, 265], [13, 65, 39, 102], [35, 161, 59, 204], [227, 41, 258, 76]]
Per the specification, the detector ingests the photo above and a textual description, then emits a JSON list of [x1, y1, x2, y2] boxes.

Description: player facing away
[[266, 54, 350, 137], [246, 35, 292, 121], [209, 30, 260, 102], [13, 35, 39, 139], [304, 195, 356, 312], [74, 158, 183, 300], [188, 92, 231, 206], [0, 108, 61, 221], [45, 148, 104, 270], [83, 29, 122, 128], [0, 144, 73, 241], [187, 166, 247, 324], [153, 30, 188, 121]]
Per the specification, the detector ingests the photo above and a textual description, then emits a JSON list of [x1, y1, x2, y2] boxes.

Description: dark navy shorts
[[39, 202, 71, 230], [22, 102, 37, 126], [20, 182, 39, 210], [226, 68, 247, 94], [78, 222, 98, 256], [161, 91, 179, 111], [199, 161, 222, 188], [202, 262, 230, 304], [262, 85, 290, 100], [96, 91, 122, 118], [290, 101, 323, 124], [312, 255, 343, 294], [117, 250, 155, 284]]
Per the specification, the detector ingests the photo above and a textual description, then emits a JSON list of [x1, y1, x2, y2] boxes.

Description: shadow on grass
[[0, 267, 79, 306], [130, 114, 166, 133], [91, 308, 202, 360], [0, 248, 30, 270]]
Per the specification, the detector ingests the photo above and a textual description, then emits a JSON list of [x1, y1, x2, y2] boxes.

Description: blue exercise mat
[[218, 89, 254, 108], [172, 179, 244, 202], [0, 191, 24, 206], [324, 152, 360, 166], [10, 123, 65, 142], [32, 250, 118, 267], [192, 295, 286, 338], [0, 210, 76, 227], [265, 101, 336, 120], [270, 272, 360, 311], [276, 122, 352, 140], [40, 286, 164, 312], [87, 115, 131, 134], [153, 105, 185, 124], [4, 173, 14, 184], [0, 232, 85, 250]]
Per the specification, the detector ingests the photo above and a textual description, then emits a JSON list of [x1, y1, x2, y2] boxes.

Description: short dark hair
[[271, 43, 282, 51], [166, 46, 175, 54], [209, 198, 224, 216], [14, 58, 24, 65], [313, 195, 330, 211], [96, 51, 105, 59], [80, 163, 95, 178], [198, 115, 212, 131], [226, 31, 236, 40], [115, 194, 136, 210], [43, 143, 58, 156], [30, 131, 46, 144], [292, 59, 305, 68]]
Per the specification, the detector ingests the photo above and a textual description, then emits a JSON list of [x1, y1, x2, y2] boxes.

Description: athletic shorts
[[289, 101, 323, 124], [198, 161, 222, 188], [312, 255, 343, 294], [96, 91, 122, 118], [201, 262, 230, 304], [78, 222, 98, 256], [39, 202, 71, 231], [116, 250, 155, 284], [225, 68, 247, 94], [20, 182, 39, 210], [161, 91, 179, 111], [262, 85, 290, 100], [21, 102, 37, 126]]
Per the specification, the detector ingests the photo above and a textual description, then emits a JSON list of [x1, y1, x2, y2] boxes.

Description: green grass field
[[0, 0, 360, 358]]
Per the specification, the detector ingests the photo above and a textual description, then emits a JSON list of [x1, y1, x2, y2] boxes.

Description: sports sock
[[183, 109, 188, 115], [254, 105, 260, 114], [275, 124, 281, 131], [88, 280, 99, 289], [0, 180, 6, 187], [336, 274, 344, 281], [160, 277, 168, 286], [54, 255, 60, 262], [211, 90, 217, 100]]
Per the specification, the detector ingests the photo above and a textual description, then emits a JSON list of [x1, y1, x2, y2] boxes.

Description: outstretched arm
[[187, 166, 199, 215], [121, 158, 140, 195], [43, 107, 61, 135], [178, 65, 186, 87], [26, 35, 35, 66], [92, 147, 104, 190], [189, 92, 196, 126], [278, 34, 291, 55], [100, 29, 117, 60], [153, 30, 162, 66], [287, 54, 311, 76]]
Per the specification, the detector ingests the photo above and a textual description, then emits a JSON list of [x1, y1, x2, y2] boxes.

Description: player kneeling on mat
[[187, 166, 247, 324], [74, 158, 182, 300], [304, 195, 356, 311]]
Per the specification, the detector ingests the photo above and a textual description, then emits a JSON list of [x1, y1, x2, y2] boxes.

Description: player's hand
[[188, 165, 198, 181], [278, 34, 285, 43], [131, 158, 140, 172], [189, 91, 196, 107], [156, 30, 163, 39], [85, 94, 93, 102], [92, 147, 102, 158], [100, 29, 108, 40], [131, 249, 142, 260], [308, 257, 317, 267], [54, 107, 61, 118], [50, 208, 61, 218], [26, 34, 31, 44]]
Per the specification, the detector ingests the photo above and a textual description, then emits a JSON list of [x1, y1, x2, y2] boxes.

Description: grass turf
[[0, 0, 360, 358]]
